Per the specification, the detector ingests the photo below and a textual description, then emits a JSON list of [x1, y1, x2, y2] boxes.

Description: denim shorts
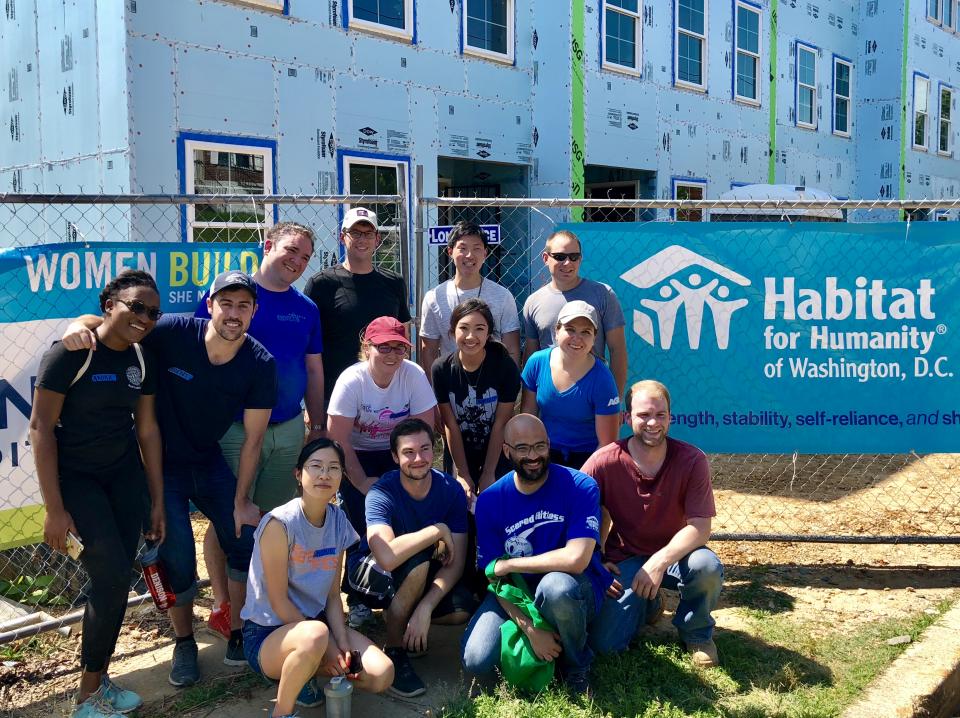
[[242, 614, 328, 678]]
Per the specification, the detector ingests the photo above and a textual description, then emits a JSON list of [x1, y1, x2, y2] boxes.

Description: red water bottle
[[141, 541, 176, 611]]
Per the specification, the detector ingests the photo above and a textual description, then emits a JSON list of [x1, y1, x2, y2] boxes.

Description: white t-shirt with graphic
[[419, 278, 520, 357]]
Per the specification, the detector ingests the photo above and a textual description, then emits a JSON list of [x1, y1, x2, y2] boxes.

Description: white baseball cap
[[557, 300, 599, 330], [342, 207, 379, 231]]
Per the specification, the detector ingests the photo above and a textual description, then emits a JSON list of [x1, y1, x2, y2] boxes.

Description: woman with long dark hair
[[30, 270, 165, 718]]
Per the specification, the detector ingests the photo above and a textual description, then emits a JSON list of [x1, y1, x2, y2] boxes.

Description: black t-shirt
[[432, 342, 520, 474], [304, 265, 411, 399], [36, 340, 157, 473], [143, 316, 277, 465]]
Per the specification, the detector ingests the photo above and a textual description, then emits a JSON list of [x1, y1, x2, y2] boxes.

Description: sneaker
[[207, 600, 231, 641], [168, 638, 200, 687], [564, 668, 592, 698], [347, 603, 373, 629], [224, 632, 247, 667], [295, 677, 325, 708], [73, 689, 123, 718], [685, 639, 719, 668], [385, 647, 426, 698], [646, 589, 665, 626], [99, 675, 142, 713]]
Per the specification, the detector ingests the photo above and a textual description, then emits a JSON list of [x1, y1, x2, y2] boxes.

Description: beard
[[400, 464, 432, 482], [512, 455, 549, 484]]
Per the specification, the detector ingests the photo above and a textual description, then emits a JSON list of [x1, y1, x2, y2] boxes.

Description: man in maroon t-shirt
[[582, 380, 723, 667]]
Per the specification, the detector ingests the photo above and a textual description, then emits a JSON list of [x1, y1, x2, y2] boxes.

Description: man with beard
[[584, 380, 723, 667], [61, 271, 277, 686], [347, 418, 472, 698], [461, 414, 612, 695]]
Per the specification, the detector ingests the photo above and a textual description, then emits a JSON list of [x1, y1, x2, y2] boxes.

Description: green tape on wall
[[767, 3, 778, 183], [570, 1, 585, 222]]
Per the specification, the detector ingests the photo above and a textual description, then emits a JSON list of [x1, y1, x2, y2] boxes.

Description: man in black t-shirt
[[304, 207, 411, 400], [63, 271, 277, 688]]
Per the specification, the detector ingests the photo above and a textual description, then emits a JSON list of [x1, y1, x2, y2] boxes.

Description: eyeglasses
[[547, 252, 582, 263], [504, 441, 550, 457], [116, 299, 163, 321], [373, 343, 408, 355], [346, 228, 378, 240]]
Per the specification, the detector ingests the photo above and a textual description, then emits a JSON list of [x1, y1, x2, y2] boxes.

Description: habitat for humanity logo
[[620, 245, 751, 350]]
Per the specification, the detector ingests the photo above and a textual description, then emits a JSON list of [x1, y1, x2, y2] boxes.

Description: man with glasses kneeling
[[461, 414, 613, 696]]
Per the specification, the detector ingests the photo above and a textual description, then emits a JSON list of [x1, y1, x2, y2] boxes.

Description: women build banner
[[0, 242, 260, 548], [570, 222, 960, 454]]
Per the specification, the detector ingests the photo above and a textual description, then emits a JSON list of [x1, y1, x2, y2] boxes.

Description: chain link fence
[[1, 191, 958, 641]]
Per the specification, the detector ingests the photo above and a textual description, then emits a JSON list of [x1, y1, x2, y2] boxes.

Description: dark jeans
[[160, 453, 254, 604], [59, 451, 147, 672]]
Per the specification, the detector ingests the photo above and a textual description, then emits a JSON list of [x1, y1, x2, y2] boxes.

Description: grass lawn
[[439, 588, 954, 718]]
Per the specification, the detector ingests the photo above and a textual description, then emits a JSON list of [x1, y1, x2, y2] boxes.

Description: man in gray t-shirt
[[521, 229, 627, 396]]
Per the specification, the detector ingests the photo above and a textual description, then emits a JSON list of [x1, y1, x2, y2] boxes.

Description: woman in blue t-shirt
[[240, 438, 393, 718], [520, 300, 621, 469], [31, 270, 165, 718]]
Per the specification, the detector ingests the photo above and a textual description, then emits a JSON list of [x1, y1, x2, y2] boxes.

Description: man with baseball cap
[[61, 270, 277, 686], [305, 207, 411, 404], [194, 222, 324, 644]]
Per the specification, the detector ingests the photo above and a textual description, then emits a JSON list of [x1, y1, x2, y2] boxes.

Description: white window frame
[[733, 0, 761, 105], [928, 0, 942, 23], [795, 42, 818, 130], [944, 0, 956, 29], [602, 0, 642, 77], [832, 56, 853, 138], [913, 73, 930, 151], [673, 178, 707, 222], [348, 0, 414, 42], [938, 83, 954, 156], [184, 138, 274, 243], [674, 0, 708, 92], [463, 0, 515, 64]]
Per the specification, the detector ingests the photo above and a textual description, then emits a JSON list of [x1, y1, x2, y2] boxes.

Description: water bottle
[[324, 676, 353, 718], [140, 541, 176, 611]]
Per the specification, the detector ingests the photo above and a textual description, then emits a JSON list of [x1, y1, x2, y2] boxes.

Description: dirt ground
[[3, 452, 960, 717]]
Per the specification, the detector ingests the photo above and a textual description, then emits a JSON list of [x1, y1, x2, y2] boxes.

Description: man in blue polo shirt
[[62, 271, 277, 688], [461, 414, 612, 695], [195, 222, 324, 642]]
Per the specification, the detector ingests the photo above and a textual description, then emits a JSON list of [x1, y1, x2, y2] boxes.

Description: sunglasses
[[373, 343, 408, 355], [116, 298, 163, 321], [547, 252, 582, 262]]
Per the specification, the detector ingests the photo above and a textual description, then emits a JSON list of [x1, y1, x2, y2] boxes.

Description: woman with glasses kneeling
[[520, 300, 621, 470], [241, 438, 393, 717]]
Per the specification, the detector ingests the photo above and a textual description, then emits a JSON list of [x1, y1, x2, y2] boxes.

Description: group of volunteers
[[31, 209, 723, 718]]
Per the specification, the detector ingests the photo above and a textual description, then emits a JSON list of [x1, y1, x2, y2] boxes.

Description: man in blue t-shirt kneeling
[[461, 414, 613, 696], [347, 418, 474, 699]]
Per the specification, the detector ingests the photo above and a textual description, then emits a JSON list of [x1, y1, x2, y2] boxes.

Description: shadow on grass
[[723, 579, 796, 615]]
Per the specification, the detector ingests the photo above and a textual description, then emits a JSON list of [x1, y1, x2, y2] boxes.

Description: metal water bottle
[[140, 541, 176, 611], [324, 676, 353, 718]]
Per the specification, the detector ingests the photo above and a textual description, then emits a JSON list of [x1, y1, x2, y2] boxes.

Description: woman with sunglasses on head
[[241, 438, 393, 717], [326, 316, 437, 625], [520, 300, 621, 470], [30, 270, 165, 718]]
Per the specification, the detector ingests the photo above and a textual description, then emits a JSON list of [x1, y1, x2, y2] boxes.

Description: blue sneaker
[[100, 675, 143, 713], [295, 677, 325, 708], [72, 689, 123, 718]]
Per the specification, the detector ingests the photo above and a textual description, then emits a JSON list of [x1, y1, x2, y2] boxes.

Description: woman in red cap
[[326, 316, 437, 627]]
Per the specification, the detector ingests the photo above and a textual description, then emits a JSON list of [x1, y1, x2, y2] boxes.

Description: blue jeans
[[461, 572, 596, 677], [160, 453, 255, 604], [589, 548, 723, 654]]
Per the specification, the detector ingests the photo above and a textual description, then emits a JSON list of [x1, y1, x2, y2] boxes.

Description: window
[[340, 153, 409, 275], [675, 0, 707, 91], [946, 0, 955, 28], [348, 0, 413, 41], [939, 84, 954, 156], [602, 0, 642, 75], [913, 73, 930, 150], [181, 135, 275, 243], [463, 0, 514, 62], [928, 0, 941, 22], [795, 42, 817, 129], [832, 56, 852, 137], [673, 179, 707, 222], [734, 1, 761, 104]]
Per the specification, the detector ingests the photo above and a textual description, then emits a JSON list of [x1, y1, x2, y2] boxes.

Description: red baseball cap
[[364, 316, 411, 346]]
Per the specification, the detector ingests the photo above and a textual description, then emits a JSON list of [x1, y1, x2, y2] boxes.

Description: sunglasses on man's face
[[116, 298, 163, 321], [547, 252, 582, 263]]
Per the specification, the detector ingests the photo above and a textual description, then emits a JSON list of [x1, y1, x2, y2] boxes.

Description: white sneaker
[[347, 603, 373, 628]]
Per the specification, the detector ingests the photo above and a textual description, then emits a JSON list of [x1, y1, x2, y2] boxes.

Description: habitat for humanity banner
[[0, 242, 261, 548], [570, 222, 960, 454]]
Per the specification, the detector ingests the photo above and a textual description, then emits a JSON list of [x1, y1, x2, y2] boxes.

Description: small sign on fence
[[428, 224, 501, 246]]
